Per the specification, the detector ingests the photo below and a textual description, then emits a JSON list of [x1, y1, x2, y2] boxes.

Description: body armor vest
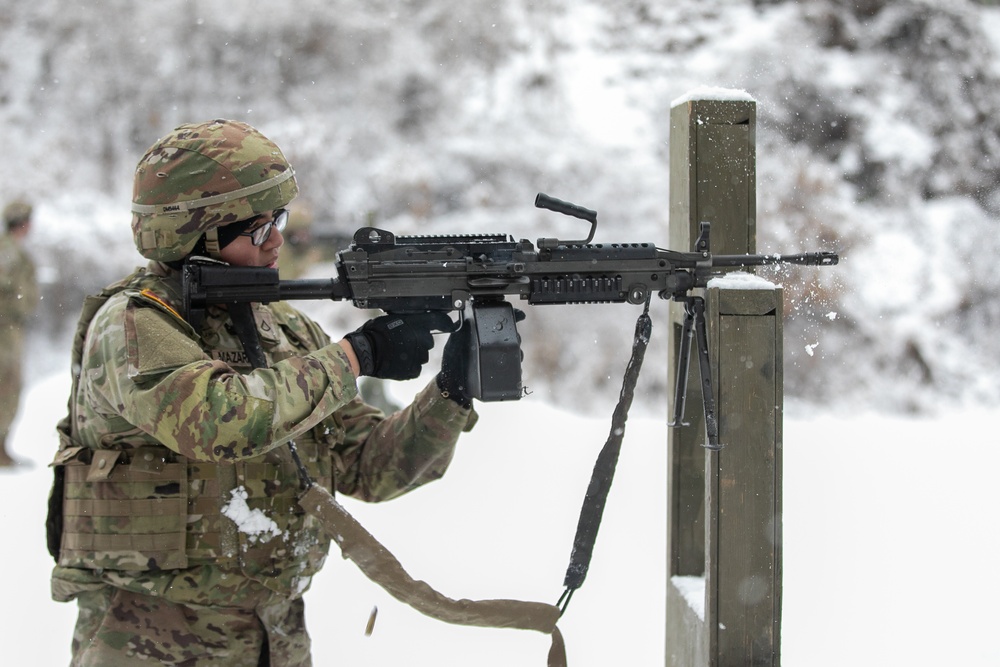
[[48, 266, 341, 595]]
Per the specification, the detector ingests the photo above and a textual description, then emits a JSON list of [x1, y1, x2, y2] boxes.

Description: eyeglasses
[[240, 209, 289, 246]]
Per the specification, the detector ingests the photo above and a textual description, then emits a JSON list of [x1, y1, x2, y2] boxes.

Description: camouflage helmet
[[131, 119, 298, 261], [3, 199, 33, 228]]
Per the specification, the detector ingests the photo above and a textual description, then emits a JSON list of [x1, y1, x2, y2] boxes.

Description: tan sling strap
[[298, 485, 567, 667]]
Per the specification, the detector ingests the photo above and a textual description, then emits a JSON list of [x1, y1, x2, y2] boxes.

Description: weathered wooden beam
[[666, 91, 782, 666], [705, 281, 782, 666]]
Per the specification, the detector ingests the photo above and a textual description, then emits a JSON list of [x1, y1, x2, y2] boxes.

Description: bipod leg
[[668, 299, 695, 428], [691, 297, 723, 450]]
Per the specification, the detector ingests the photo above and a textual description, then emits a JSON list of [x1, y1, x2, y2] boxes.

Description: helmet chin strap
[[204, 227, 222, 258]]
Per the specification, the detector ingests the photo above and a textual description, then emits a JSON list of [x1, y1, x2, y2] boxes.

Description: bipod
[[668, 295, 723, 451]]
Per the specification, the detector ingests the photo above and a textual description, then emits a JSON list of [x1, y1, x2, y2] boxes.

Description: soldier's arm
[[331, 380, 477, 502], [84, 294, 360, 462]]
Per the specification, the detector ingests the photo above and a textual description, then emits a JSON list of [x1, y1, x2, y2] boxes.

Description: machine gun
[[182, 193, 838, 444]]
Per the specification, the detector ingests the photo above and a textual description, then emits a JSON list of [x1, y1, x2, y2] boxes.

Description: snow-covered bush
[[4, 0, 1000, 414]]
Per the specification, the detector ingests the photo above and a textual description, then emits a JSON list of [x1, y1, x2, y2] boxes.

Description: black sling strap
[[559, 297, 653, 613]]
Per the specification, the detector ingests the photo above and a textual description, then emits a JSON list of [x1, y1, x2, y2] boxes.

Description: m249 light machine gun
[[182, 192, 838, 448]]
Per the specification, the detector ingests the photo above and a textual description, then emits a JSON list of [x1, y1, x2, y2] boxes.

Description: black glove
[[344, 312, 452, 380]]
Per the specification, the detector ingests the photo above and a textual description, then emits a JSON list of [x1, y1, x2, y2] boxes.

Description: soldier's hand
[[343, 312, 452, 380]]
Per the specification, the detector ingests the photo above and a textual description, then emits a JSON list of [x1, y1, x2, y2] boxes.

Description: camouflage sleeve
[[85, 293, 359, 462], [332, 380, 477, 502]]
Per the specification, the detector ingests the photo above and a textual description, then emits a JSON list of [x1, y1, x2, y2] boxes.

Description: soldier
[[46, 119, 476, 665], [0, 199, 38, 468]]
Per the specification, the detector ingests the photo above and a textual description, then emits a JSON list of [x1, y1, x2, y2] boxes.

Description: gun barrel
[[713, 251, 839, 268]]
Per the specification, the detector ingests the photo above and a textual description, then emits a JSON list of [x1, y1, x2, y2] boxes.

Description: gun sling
[[299, 485, 567, 665], [560, 298, 652, 610]]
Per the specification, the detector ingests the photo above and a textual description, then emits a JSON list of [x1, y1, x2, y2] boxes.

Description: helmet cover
[[131, 119, 298, 261]]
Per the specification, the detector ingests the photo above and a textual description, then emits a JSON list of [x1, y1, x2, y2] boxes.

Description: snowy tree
[[2, 0, 999, 413]]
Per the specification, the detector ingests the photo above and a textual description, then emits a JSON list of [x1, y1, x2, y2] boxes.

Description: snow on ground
[[1, 374, 998, 666]]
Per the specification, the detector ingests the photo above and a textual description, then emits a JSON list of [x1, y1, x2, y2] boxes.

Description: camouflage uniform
[[47, 120, 477, 665], [0, 202, 38, 461]]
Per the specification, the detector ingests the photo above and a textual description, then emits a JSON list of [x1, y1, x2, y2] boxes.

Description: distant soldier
[[0, 199, 38, 467]]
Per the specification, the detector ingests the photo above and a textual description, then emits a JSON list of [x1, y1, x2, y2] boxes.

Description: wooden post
[[665, 92, 783, 666]]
